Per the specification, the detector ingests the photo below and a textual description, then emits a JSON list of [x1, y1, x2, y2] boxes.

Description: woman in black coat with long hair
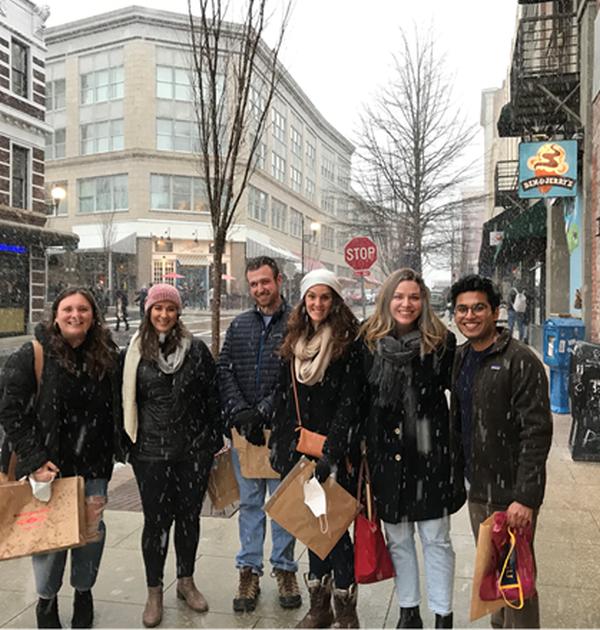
[[0, 287, 123, 629], [270, 269, 364, 629]]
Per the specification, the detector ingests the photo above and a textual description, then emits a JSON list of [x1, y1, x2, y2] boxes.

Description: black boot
[[435, 613, 452, 628], [36, 597, 61, 629], [396, 606, 423, 629], [71, 590, 93, 628]]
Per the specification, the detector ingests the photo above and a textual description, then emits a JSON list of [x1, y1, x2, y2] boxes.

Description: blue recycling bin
[[543, 317, 585, 414]]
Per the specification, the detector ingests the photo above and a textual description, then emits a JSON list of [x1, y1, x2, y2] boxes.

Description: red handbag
[[353, 457, 396, 584], [479, 511, 536, 609]]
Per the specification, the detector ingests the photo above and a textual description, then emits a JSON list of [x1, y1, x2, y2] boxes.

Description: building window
[[156, 65, 192, 101], [306, 139, 316, 170], [272, 107, 286, 143], [81, 66, 124, 105], [321, 193, 335, 215], [11, 145, 28, 209], [46, 129, 66, 159], [290, 126, 302, 157], [81, 119, 123, 155], [11, 39, 28, 98], [290, 165, 303, 193], [290, 208, 302, 238], [78, 174, 128, 214], [45, 182, 68, 216], [321, 155, 335, 181], [254, 142, 266, 170], [338, 161, 351, 189], [271, 151, 286, 183], [248, 185, 268, 223], [156, 118, 199, 153], [271, 198, 287, 232], [322, 225, 335, 250], [250, 85, 266, 122], [46, 79, 66, 111], [305, 178, 316, 200], [150, 174, 208, 212]]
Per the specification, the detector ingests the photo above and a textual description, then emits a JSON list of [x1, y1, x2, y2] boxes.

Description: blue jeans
[[32, 478, 108, 599], [384, 516, 455, 616], [231, 448, 297, 575]]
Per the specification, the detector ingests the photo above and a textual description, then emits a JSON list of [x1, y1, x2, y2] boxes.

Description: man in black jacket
[[217, 256, 300, 613], [450, 275, 552, 629]]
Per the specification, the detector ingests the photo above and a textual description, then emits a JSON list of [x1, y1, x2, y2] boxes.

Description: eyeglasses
[[454, 303, 489, 316]]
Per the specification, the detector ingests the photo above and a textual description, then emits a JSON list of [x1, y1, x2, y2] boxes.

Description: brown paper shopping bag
[[0, 476, 86, 561], [207, 448, 240, 511], [470, 514, 506, 621], [231, 428, 279, 479], [265, 457, 360, 560]]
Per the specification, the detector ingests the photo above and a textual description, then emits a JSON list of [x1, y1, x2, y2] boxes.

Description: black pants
[[133, 458, 212, 587], [308, 530, 354, 590]]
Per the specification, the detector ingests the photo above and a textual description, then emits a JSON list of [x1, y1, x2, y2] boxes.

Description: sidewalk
[[1, 411, 600, 628]]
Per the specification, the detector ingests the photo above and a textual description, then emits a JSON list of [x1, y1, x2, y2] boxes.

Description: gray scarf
[[368, 331, 421, 411], [156, 332, 191, 374]]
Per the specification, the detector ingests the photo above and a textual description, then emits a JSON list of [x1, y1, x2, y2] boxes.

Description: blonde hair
[[360, 268, 448, 354]]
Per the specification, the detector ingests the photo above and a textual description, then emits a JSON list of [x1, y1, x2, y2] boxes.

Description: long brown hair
[[47, 287, 118, 380], [360, 268, 447, 354], [138, 307, 191, 362], [279, 290, 358, 362]]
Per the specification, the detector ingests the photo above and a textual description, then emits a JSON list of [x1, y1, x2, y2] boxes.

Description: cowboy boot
[[142, 586, 163, 628], [296, 574, 334, 628], [177, 576, 208, 613]]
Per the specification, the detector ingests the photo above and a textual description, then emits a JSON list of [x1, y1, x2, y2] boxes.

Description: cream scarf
[[293, 324, 333, 386]]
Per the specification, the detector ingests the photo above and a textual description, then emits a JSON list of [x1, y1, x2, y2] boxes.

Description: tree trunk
[[211, 236, 226, 357]]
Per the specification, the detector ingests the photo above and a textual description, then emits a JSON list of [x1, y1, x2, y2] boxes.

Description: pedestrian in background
[[271, 268, 364, 629], [450, 274, 552, 629], [217, 256, 301, 613], [0, 287, 126, 629], [360, 268, 464, 629], [114, 288, 129, 331], [122, 284, 222, 628], [135, 285, 149, 320]]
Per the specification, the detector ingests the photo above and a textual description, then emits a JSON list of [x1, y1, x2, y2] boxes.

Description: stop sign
[[344, 237, 377, 271]]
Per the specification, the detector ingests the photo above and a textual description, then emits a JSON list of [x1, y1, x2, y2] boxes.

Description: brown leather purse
[[291, 362, 326, 459]]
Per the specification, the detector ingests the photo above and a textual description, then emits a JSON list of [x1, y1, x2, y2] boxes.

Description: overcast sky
[[46, 1, 517, 157]]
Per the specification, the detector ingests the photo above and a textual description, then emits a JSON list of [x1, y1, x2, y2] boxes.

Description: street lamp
[[301, 215, 321, 275], [49, 185, 66, 213]]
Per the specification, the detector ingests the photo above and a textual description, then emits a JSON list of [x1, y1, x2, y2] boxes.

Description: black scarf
[[368, 331, 421, 412]]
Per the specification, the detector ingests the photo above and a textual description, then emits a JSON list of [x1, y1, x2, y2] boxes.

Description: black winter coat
[[217, 301, 291, 425], [0, 325, 125, 480], [269, 339, 365, 484], [451, 328, 552, 509], [131, 338, 222, 462], [363, 332, 466, 523]]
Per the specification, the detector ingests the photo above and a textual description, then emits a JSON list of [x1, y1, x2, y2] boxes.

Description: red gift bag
[[479, 511, 536, 609], [353, 457, 395, 584]]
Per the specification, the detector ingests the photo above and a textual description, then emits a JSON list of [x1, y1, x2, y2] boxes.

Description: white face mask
[[303, 476, 327, 518], [29, 477, 53, 502]]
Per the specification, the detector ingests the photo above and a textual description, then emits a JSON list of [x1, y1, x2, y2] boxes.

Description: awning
[[246, 239, 299, 262], [494, 200, 546, 263], [0, 218, 79, 249], [478, 206, 520, 276]]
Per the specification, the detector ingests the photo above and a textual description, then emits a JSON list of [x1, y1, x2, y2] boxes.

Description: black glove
[[245, 424, 266, 447], [315, 456, 331, 483], [233, 408, 261, 434]]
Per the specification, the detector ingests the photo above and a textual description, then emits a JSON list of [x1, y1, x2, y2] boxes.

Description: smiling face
[[389, 280, 422, 334], [246, 265, 282, 314], [454, 290, 499, 350], [54, 292, 94, 347], [305, 284, 334, 326], [149, 300, 179, 335]]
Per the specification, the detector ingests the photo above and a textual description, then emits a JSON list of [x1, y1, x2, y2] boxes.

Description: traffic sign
[[344, 237, 377, 271], [353, 270, 371, 277]]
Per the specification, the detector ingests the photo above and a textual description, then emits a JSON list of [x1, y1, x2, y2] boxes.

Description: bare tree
[[351, 28, 478, 274], [187, 0, 290, 355]]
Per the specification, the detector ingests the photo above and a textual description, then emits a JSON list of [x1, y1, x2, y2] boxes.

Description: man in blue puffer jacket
[[217, 256, 300, 613]]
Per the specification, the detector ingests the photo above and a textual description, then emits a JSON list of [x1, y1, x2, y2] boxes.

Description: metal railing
[[494, 160, 519, 208]]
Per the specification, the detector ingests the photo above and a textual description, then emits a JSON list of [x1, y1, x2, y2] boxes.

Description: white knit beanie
[[300, 269, 343, 299]]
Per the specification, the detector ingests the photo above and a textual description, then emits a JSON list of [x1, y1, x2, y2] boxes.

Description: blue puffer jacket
[[217, 300, 291, 426]]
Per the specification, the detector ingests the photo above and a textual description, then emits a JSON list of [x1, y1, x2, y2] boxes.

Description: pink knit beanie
[[145, 283, 183, 313]]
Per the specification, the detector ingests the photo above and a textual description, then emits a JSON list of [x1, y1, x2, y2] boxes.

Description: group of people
[[0, 255, 552, 630]]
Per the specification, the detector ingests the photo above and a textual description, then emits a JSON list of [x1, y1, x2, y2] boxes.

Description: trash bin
[[569, 341, 600, 461], [542, 317, 585, 414]]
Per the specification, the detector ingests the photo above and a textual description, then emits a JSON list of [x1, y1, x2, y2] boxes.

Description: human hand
[[245, 424, 266, 446], [315, 457, 331, 483], [233, 408, 261, 434], [506, 501, 533, 531], [32, 461, 59, 483]]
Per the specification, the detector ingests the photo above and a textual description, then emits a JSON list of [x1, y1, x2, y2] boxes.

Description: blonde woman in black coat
[[360, 269, 465, 629]]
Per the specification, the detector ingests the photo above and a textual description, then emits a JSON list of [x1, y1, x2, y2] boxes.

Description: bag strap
[[356, 455, 375, 522], [498, 527, 524, 610], [290, 361, 303, 429], [31, 339, 43, 392]]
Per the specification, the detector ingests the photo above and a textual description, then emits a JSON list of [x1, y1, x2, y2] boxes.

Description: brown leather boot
[[176, 577, 209, 613], [142, 586, 163, 628], [296, 574, 334, 628], [332, 584, 359, 629]]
